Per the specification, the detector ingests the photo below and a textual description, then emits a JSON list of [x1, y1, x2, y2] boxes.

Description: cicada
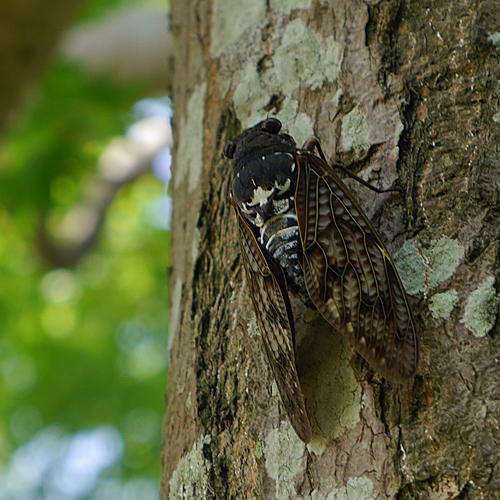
[[224, 118, 418, 442]]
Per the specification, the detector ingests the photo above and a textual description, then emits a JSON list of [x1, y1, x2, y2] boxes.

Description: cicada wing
[[294, 154, 418, 381], [233, 200, 312, 442]]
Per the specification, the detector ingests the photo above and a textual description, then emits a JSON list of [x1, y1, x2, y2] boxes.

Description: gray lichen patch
[[247, 315, 260, 338], [232, 19, 341, 129], [331, 88, 343, 109], [340, 107, 370, 155], [425, 236, 464, 289], [264, 421, 306, 500], [270, 19, 341, 94], [306, 436, 327, 457], [168, 278, 183, 356], [488, 32, 500, 47], [175, 83, 206, 192], [169, 434, 211, 500], [254, 438, 264, 460], [429, 290, 459, 320], [326, 476, 375, 500], [270, 0, 311, 14], [395, 241, 428, 295], [191, 227, 201, 265], [210, 0, 266, 57], [233, 71, 313, 142], [278, 98, 314, 146], [462, 277, 498, 337], [395, 237, 464, 296], [232, 62, 270, 127]]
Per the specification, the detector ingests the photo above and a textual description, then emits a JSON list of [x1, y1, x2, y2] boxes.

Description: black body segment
[[225, 118, 418, 442]]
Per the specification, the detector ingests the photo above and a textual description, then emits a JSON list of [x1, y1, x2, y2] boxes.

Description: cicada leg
[[301, 137, 401, 195]]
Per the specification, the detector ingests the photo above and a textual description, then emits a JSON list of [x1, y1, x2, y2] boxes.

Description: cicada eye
[[261, 118, 282, 134], [224, 141, 236, 159]]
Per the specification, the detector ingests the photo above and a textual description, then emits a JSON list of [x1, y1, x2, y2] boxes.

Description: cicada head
[[224, 118, 297, 213]]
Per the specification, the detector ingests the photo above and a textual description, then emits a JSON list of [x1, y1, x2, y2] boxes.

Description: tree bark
[[162, 0, 498, 498]]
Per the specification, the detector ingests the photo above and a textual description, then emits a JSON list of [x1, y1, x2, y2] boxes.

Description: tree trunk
[[162, 0, 498, 498]]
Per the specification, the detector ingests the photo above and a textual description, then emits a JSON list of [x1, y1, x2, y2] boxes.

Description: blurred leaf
[[0, 4, 170, 494]]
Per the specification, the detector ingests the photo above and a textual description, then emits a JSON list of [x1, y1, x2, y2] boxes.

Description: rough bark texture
[[162, 0, 498, 498]]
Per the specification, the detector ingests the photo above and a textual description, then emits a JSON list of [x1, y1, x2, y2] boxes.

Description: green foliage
[[81, 0, 168, 22], [1, 62, 145, 211], [0, 44, 168, 497]]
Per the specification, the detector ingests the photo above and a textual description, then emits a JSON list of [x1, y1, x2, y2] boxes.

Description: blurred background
[[0, 0, 172, 498]]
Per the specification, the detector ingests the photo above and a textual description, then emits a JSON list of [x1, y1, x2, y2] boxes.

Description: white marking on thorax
[[275, 178, 291, 194], [250, 185, 274, 206], [272, 199, 289, 215]]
